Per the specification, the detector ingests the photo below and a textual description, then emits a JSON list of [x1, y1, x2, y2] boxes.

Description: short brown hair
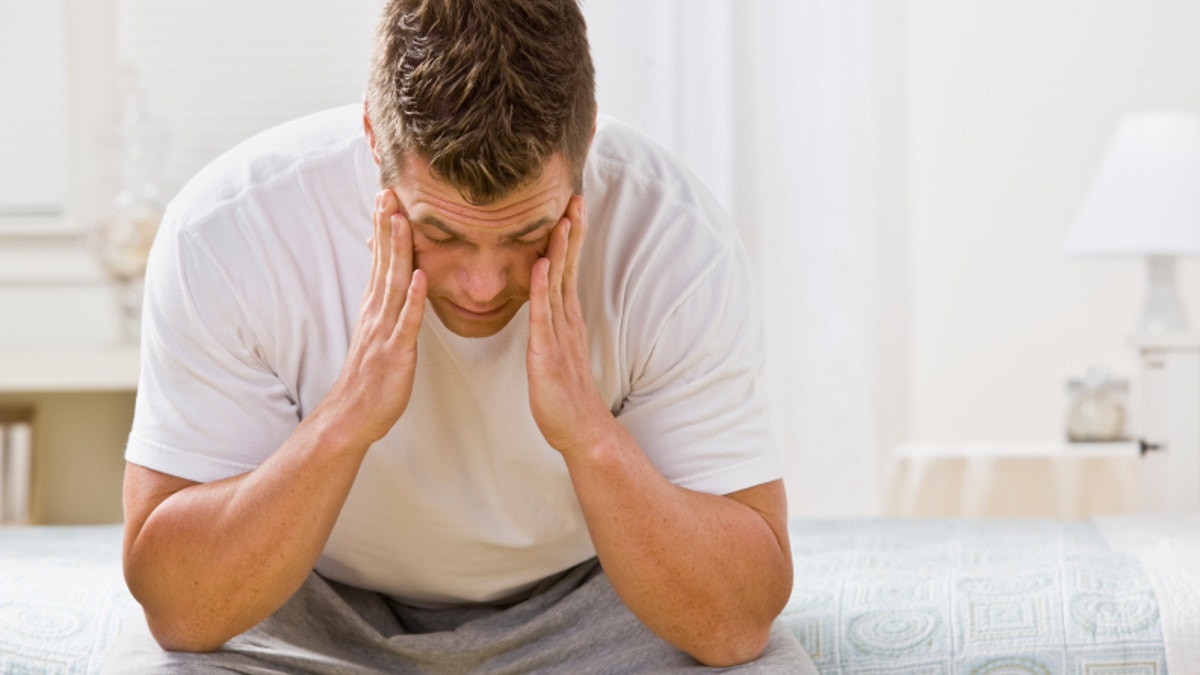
[[366, 0, 596, 204]]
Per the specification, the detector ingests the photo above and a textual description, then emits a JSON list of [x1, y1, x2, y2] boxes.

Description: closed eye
[[512, 235, 547, 248]]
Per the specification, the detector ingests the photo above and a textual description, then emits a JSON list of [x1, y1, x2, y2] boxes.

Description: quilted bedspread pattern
[[782, 519, 1167, 674], [0, 525, 135, 674], [0, 520, 1174, 674]]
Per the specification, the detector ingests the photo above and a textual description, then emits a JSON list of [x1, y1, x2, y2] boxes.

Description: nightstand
[[1131, 332, 1200, 513], [886, 441, 1142, 519], [887, 334, 1200, 518], [0, 345, 139, 524]]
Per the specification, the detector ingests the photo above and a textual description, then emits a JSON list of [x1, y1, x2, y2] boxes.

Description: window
[[120, 0, 385, 198], [0, 0, 68, 220]]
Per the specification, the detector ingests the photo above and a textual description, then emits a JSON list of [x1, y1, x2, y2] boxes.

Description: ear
[[362, 99, 382, 166]]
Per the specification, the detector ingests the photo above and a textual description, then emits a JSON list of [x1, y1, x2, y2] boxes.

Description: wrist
[[559, 411, 629, 467], [303, 398, 378, 457]]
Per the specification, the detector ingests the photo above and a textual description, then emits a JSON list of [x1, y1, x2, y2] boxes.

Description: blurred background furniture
[[1062, 111, 1200, 334], [886, 441, 1142, 519], [887, 334, 1200, 518], [0, 346, 138, 524], [1133, 332, 1200, 513]]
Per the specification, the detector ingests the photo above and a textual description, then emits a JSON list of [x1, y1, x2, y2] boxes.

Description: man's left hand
[[527, 195, 610, 456]]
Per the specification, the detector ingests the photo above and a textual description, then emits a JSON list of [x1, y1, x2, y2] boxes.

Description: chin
[[431, 301, 518, 338], [446, 321, 508, 338]]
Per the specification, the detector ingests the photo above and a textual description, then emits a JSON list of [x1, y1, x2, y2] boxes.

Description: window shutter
[[120, 0, 385, 196], [0, 0, 68, 217]]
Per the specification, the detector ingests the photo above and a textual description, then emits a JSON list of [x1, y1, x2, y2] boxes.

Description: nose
[[457, 248, 509, 308]]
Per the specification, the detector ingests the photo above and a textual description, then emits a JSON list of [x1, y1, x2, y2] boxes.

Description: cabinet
[[888, 336, 1200, 518], [0, 345, 138, 524], [1132, 333, 1200, 513]]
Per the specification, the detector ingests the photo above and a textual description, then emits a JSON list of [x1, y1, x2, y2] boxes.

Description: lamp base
[[1140, 256, 1189, 333]]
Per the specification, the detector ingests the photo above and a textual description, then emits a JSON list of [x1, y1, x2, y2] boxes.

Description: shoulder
[[586, 115, 729, 235], [580, 116, 757, 389], [165, 104, 371, 233], [584, 115, 739, 257], [582, 115, 742, 296], [145, 104, 375, 343]]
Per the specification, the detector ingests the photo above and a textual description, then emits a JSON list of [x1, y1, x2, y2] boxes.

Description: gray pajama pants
[[102, 558, 817, 674]]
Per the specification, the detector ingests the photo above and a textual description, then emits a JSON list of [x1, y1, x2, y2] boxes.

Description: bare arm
[[527, 197, 792, 667], [123, 190, 425, 652], [569, 448, 791, 667]]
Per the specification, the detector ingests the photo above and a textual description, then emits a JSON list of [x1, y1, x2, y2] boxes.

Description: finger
[[367, 191, 393, 310], [365, 193, 382, 305], [390, 212, 414, 281], [392, 268, 427, 347], [528, 256, 554, 349], [563, 196, 588, 310], [382, 200, 413, 321], [377, 189, 397, 276], [545, 217, 570, 322]]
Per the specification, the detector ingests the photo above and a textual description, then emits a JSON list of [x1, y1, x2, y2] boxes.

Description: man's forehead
[[396, 154, 572, 231]]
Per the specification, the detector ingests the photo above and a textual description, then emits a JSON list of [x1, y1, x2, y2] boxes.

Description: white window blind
[[0, 0, 68, 217], [120, 0, 386, 196]]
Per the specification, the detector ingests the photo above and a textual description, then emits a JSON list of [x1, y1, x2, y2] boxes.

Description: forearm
[[124, 407, 370, 652], [562, 420, 793, 667]]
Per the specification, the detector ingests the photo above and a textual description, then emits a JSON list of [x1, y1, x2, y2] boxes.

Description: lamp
[[1063, 111, 1200, 333]]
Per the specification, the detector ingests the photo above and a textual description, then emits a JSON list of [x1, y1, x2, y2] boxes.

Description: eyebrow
[[413, 214, 555, 241]]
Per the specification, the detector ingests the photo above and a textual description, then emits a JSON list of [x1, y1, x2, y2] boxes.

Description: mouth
[[446, 300, 509, 321]]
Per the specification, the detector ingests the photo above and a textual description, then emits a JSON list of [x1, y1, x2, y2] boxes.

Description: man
[[108, 0, 817, 672]]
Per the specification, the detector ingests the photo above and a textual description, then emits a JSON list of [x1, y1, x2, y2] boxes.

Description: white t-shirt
[[128, 104, 781, 606]]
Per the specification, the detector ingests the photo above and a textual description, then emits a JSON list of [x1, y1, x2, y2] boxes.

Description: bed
[[2, 516, 1197, 674]]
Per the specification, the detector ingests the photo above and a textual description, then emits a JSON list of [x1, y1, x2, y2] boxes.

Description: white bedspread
[[1096, 512, 1200, 675], [3, 518, 1195, 673]]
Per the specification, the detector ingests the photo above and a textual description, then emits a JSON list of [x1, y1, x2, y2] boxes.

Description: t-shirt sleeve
[[126, 217, 300, 483], [614, 241, 782, 496]]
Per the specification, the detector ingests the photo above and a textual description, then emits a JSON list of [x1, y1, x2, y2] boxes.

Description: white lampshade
[[1063, 111, 1200, 256], [1063, 111, 1200, 333]]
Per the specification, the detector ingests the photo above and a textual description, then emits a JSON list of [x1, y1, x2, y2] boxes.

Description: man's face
[[390, 153, 575, 338]]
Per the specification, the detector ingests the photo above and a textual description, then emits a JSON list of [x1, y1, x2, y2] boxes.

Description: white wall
[[5, 1, 1200, 521], [904, 0, 1200, 442]]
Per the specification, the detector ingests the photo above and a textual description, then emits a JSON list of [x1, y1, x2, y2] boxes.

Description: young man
[[109, 0, 817, 672]]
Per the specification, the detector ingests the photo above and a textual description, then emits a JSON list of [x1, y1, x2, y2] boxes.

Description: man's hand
[[527, 195, 610, 455], [326, 189, 426, 443]]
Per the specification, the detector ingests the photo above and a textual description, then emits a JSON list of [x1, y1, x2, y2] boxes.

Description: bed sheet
[[782, 519, 1185, 674], [1097, 512, 1200, 675], [1, 519, 1195, 674], [0, 525, 135, 675]]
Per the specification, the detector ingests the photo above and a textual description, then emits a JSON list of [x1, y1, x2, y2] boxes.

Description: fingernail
[[376, 191, 385, 211]]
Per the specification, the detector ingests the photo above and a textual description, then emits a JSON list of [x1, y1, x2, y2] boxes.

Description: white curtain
[[585, 0, 881, 516]]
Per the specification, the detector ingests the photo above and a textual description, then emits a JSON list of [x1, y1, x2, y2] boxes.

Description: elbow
[[125, 564, 242, 653], [685, 580, 789, 667], [142, 609, 233, 654], [686, 620, 774, 668]]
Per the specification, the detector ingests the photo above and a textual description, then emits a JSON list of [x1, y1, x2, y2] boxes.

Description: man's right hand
[[325, 189, 426, 443]]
